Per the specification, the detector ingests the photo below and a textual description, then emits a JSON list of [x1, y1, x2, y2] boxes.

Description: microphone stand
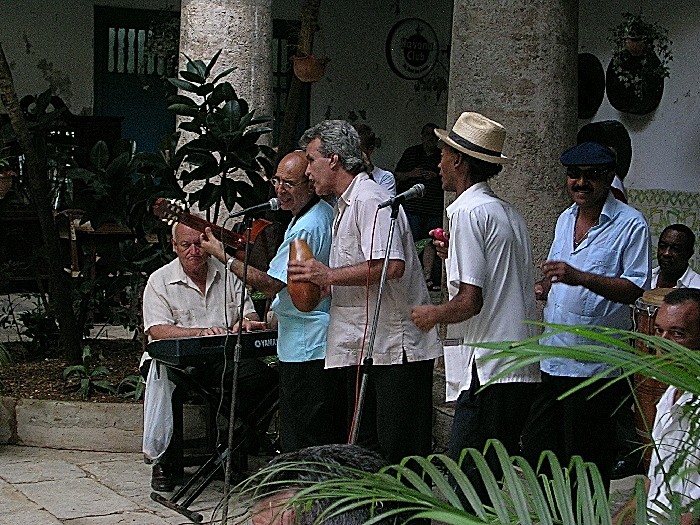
[[221, 214, 254, 524], [349, 200, 401, 445]]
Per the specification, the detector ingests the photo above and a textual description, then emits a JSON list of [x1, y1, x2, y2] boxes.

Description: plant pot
[[291, 55, 330, 83], [0, 171, 14, 199]]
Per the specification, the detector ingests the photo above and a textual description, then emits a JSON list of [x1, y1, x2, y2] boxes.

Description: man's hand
[[288, 259, 333, 287], [232, 318, 267, 332], [430, 229, 449, 260], [411, 305, 440, 332], [534, 278, 551, 301], [198, 326, 228, 336], [200, 227, 226, 263], [541, 260, 583, 286]]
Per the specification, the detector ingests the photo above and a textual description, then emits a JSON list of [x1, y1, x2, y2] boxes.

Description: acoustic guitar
[[152, 198, 271, 256]]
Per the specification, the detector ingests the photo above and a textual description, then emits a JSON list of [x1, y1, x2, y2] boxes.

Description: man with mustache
[[521, 141, 651, 493]]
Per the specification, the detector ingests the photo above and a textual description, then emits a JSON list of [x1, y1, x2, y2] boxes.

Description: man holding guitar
[[200, 151, 345, 454], [142, 221, 275, 492]]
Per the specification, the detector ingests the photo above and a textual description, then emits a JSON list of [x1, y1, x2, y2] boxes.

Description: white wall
[[579, 1, 700, 192], [273, 1, 452, 170]]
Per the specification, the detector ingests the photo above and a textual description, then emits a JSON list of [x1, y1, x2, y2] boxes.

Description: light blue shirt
[[267, 199, 333, 362], [541, 191, 651, 377]]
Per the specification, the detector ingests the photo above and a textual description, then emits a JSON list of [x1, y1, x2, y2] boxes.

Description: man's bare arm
[[288, 258, 405, 287]]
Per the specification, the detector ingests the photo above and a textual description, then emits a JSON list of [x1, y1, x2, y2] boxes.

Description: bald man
[[142, 221, 274, 492], [202, 151, 345, 453]]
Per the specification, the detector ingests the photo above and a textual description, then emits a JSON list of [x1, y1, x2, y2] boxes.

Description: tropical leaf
[[223, 441, 630, 525]]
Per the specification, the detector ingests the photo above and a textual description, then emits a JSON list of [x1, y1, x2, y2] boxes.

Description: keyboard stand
[[149, 363, 279, 523]]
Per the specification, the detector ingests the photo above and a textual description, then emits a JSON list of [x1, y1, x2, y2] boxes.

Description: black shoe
[[151, 464, 183, 492]]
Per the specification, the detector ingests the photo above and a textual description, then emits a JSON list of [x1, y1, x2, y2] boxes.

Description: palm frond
[[222, 441, 635, 525]]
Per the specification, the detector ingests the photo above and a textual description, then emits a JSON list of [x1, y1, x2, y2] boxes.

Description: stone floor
[[0, 444, 262, 525]]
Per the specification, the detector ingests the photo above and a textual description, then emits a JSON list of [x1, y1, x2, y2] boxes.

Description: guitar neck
[[177, 214, 243, 249]]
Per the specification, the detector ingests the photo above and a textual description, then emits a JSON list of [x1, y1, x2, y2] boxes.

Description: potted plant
[[606, 12, 673, 114]]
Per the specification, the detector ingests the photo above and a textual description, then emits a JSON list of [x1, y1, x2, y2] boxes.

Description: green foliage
[[228, 441, 614, 525], [0, 342, 11, 366], [62, 345, 115, 400], [609, 13, 673, 97], [167, 51, 275, 222], [116, 373, 145, 401]]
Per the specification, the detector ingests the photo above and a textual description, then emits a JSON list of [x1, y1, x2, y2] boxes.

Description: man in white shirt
[[614, 287, 700, 524], [142, 223, 273, 491], [651, 224, 700, 289], [411, 112, 540, 505], [288, 120, 442, 464]]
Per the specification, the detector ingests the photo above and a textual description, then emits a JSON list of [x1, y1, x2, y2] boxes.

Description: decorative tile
[[628, 189, 700, 271]]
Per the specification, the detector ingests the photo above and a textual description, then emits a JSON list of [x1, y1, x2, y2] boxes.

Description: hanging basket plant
[[291, 54, 330, 83], [606, 12, 673, 115]]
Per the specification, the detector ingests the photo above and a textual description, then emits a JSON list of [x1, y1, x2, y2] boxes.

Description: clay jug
[[288, 239, 321, 312]]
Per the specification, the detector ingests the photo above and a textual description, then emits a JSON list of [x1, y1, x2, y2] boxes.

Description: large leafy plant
[[167, 51, 275, 222]]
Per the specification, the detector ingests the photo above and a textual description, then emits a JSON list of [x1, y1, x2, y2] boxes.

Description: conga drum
[[632, 287, 673, 469]]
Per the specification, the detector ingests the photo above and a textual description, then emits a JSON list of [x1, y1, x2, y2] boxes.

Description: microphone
[[228, 198, 280, 218], [377, 184, 426, 209]]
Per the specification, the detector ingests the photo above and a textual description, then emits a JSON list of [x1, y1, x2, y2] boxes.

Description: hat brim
[[434, 128, 512, 164]]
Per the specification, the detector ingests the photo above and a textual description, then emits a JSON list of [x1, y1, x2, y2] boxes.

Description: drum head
[[640, 287, 674, 307]]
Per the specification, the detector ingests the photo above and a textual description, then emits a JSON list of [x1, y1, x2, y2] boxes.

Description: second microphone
[[377, 184, 426, 210]]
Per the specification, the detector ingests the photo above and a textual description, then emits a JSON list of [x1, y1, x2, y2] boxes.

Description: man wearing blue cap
[[521, 141, 651, 493]]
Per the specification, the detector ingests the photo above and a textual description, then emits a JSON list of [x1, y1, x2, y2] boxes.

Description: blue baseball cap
[[560, 141, 617, 167]]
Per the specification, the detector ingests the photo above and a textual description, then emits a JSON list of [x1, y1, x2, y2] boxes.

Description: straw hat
[[434, 112, 511, 164]]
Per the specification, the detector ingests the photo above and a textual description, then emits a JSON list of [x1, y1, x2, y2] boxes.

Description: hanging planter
[[291, 54, 330, 83], [606, 12, 673, 115]]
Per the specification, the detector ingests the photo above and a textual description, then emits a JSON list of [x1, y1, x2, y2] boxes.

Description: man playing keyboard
[[141, 222, 276, 492]]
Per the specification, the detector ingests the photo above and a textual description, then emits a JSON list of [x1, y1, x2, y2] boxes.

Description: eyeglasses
[[566, 167, 612, 180], [270, 177, 309, 190], [176, 240, 201, 250]]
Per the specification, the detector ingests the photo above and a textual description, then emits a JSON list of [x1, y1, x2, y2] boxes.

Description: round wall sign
[[386, 18, 439, 80]]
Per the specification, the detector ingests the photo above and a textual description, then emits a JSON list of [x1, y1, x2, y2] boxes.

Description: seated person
[[614, 288, 700, 525], [652, 224, 700, 289], [142, 222, 277, 492]]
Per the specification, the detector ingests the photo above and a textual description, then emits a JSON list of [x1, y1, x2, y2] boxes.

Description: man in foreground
[[288, 120, 442, 463], [246, 444, 395, 525], [614, 288, 700, 524], [201, 151, 345, 452]]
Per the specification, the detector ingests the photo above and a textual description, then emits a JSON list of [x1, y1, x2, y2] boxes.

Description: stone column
[[447, 0, 577, 264], [179, 0, 273, 121]]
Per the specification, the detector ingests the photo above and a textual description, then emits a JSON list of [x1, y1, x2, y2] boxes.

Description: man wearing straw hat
[[411, 112, 540, 502]]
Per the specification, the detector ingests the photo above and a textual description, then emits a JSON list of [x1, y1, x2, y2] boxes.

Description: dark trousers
[[520, 372, 628, 494], [448, 370, 537, 506], [141, 358, 278, 469], [278, 359, 346, 453], [345, 358, 434, 464]]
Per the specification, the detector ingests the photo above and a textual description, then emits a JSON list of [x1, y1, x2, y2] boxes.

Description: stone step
[[0, 397, 207, 452]]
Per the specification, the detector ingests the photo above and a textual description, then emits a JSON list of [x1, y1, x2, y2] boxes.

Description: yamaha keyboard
[[147, 330, 278, 366]]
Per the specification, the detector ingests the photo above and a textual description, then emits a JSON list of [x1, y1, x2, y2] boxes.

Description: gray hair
[[299, 120, 366, 175]]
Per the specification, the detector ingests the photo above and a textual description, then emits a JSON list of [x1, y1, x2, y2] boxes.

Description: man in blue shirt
[[521, 141, 651, 492], [201, 151, 344, 452]]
